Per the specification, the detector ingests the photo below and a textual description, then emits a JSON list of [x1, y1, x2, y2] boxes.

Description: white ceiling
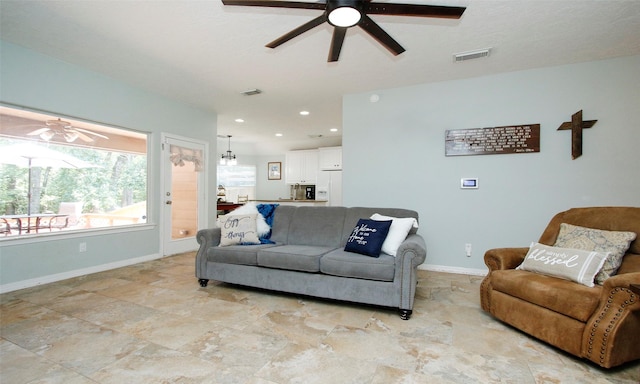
[[1, 0, 639, 155]]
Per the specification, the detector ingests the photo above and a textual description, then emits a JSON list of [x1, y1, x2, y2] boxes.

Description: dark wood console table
[[216, 202, 243, 214]]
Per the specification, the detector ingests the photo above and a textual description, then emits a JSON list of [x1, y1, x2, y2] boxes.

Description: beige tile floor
[[1, 251, 638, 383]]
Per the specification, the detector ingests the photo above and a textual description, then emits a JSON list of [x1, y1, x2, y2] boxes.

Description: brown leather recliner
[[480, 207, 640, 368]]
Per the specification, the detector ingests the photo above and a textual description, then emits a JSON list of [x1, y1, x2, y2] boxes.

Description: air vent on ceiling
[[241, 88, 262, 96], [453, 48, 491, 62]]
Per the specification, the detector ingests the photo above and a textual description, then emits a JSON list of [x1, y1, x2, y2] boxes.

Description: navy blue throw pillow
[[344, 219, 393, 257]]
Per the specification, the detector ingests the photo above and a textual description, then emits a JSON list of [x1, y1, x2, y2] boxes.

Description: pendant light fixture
[[220, 135, 237, 166]]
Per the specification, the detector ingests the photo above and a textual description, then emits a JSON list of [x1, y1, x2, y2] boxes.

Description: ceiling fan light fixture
[[47, 118, 72, 128], [327, 0, 362, 27], [328, 6, 361, 27]]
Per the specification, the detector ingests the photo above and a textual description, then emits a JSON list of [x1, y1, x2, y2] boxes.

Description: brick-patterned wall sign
[[445, 124, 540, 156]]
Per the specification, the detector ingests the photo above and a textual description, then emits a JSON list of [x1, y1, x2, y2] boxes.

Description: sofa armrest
[[582, 272, 640, 367], [195, 228, 221, 279], [394, 233, 427, 313], [396, 233, 427, 267], [196, 227, 221, 248], [484, 247, 529, 272]]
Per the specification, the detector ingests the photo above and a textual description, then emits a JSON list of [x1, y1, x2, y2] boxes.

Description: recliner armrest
[[484, 247, 529, 272], [583, 271, 640, 367], [601, 271, 640, 298]]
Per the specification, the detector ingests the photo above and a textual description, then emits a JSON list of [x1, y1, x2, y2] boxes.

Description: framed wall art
[[268, 162, 281, 180]]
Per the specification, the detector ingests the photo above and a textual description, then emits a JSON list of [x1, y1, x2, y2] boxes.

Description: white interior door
[[161, 134, 207, 256]]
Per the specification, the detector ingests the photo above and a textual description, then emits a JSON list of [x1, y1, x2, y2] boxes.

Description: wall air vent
[[241, 88, 262, 96], [453, 48, 491, 62]]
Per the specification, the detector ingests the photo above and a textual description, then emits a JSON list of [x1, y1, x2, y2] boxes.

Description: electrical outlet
[[465, 243, 472, 257], [79, 242, 87, 253]]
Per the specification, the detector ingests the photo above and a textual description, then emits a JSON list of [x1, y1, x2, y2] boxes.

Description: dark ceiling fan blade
[[221, 0, 326, 11], [328, 27, 347, 62], [266, 14, 327, 48], [358, 15, 405, 56], [364, 2, 465, 18]]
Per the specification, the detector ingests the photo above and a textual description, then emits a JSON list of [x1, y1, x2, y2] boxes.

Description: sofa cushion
[[490, 269, 601, 322], [269, 205, 296, 244], [320, 249, 396, 282], [344, 219, 392, 257], [287, 206, 347, 247], [257, 245, 337, 272], [517, 242, 608, 287], [207, 244, 278, 266], [553, 223, 637, 285]]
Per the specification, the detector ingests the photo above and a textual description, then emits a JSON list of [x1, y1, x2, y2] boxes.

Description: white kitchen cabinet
[[285, 150, 318, 184], [318, 146, 342, 170]]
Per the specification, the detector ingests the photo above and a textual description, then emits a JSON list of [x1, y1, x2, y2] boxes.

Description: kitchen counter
[[252, 199, 327, 206]]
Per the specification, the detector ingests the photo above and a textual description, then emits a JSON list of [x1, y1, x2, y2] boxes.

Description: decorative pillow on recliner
[[344, 219, 392, 257], [517, 242, 608, 287], [554, 223, 637, 285], [219, 214, 260, 246], [370, 213, 418, 256]]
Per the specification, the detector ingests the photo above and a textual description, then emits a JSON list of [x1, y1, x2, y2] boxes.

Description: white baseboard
[[0, 253, 162, 294], [419, 263, 488, 276]]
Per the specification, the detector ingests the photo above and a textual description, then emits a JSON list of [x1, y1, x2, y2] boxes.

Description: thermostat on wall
[[461, 178, 478, 189]]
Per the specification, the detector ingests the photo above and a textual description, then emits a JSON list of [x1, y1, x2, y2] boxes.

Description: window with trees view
[[0, 105, 148, 237]]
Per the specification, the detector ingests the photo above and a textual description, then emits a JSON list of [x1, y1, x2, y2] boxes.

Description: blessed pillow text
[[526, 248, 580, 268]]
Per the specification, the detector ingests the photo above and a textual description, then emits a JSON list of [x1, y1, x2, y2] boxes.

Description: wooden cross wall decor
[[557, 110, 597, 160]]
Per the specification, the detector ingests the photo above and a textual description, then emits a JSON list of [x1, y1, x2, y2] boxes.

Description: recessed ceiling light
[[275, 133, 283, 137], [299, 110, 310, 116], [330, 128, 338, 132], [235, 118, 244, 123]]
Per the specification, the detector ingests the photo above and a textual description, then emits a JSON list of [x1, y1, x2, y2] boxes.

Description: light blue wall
[[256, 155, 289, 200], [0, 41, 218, 288], [343, 55, 640, 272]]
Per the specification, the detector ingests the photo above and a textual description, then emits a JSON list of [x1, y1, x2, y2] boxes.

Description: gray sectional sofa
[[196, 206, 427, 319]]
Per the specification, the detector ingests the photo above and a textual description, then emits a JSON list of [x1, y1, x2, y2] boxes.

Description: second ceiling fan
[[222, 0, 466, 62]]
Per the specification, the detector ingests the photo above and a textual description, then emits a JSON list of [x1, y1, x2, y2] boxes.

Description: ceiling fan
[[221, 0, 466, 62], [27, 118, 109, 143]]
